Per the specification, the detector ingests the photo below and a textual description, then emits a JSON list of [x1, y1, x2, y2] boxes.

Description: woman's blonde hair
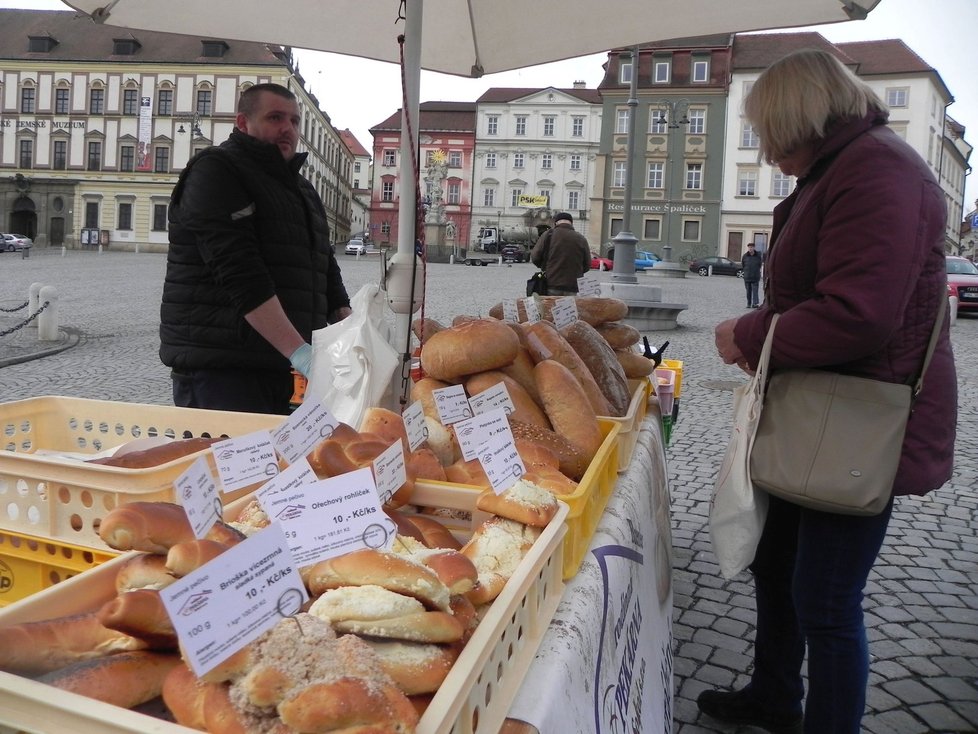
[[744, 48, 885, 165]]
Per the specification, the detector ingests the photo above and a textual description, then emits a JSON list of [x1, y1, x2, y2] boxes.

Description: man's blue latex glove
[[289, 343, 313, 377]]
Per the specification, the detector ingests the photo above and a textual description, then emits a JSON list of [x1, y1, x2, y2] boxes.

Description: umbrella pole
[[386, 0, 425, 407]]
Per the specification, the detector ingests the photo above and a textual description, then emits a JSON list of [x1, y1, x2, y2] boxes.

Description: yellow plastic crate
[[0, 483, 568, 734], [600, 378, 652, 473], [0, 396, 283, 551], [659, 358, 684, 398], [0, 529, 119, 608]]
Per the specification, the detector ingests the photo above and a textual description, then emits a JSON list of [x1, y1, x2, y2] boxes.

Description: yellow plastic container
[[600, 378, 651, 473], [659, 358, 684, 398]]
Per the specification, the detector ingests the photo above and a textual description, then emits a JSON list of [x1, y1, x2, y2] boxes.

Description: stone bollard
[[98, 244, 104, 254], [61, 245, 67, 257], [949, 296, 958, 327], [28, 282, 44, 328], [37, 285, 60, 342]]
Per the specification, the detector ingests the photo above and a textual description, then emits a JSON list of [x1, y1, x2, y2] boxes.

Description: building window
[[643, 219, 661, 239], [646, 161, 664, 189], [692, 59, 709, 83], [616, 109, 629, 134], [688, 109, 706, 134], [570, 154, 582, 171], [613, 160, 627, 188], [196, 89, 212, 116], [487, 115, 499, 135], [539, 188, 552, 203], [741, 122, 759, 148], [87, 141, 102, 170], [152, 203, 167, 231], [772, 172, 792, 197], [737, 169, 758, 197], [483, 187, 495, 207], [515, 116, 527, 135], [682, 219, 701, 241], [85, 201, 99, 228], [52, 140, 67, 170], [117, 202, 133, 231], [380, 221, 391, 236], [90, 88, 104, 114], [354, 161, 361, 173], [513, 152, 524, 168], [568, 190, 580, 210], [382, 180, 394, 201], [649, 107, 667, 134], [112, 38, 141, 55], [886, 87, 908, 108], [447, 182, 460, 204], [20, 87, 35, 113], [382, 149, 396, 166], [541, 153, 553, 169], [154, 146, 170, 173], [19, 139, 33, 169], [543, 116, 555, 136], [55, 88, 70, 114], [511, 188, 523, 207], [572, 116, 584, 137], [201, 40, 229, 58], [157, 88, 173, 115], [685, 162, 702, 190], [619, 59, 632, 85], [120, 145, 135, 172], [654, 60, 670, 83], [610, 217, 623, 237], [448, 150, 462, 167], [485, 152, 496, 168], [121, 89, 138, 115]]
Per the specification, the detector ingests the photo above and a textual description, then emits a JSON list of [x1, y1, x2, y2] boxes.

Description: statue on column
[[424, 149, 448, 224]]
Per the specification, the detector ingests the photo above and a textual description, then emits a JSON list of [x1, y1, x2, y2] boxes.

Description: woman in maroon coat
[[702, 49, 956, 734]]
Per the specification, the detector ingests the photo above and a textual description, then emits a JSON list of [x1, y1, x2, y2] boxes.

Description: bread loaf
[[87, 437, 219, 468], [595, 320, 641, 349], [615, 347, 655, 377], [522, 320, 613, 415], [98, 501, 194, 553], [560, 319, 631, 417], [500, 344, 541, 404], [490, 296, 628, 326], [38, 650, 181, 708], [96, 588, 177, 649], [533, 359, 604, 461], [464, 370, 551, 429], [421, 319, 519, 380], [509, 420, 590, 480]]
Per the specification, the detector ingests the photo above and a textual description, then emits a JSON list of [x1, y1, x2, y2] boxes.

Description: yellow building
[[0, 8, 353, 251]]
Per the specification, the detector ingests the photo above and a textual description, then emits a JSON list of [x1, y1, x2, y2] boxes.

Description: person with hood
[[702, 49, 956, 734], [161, 83, 351, 414]]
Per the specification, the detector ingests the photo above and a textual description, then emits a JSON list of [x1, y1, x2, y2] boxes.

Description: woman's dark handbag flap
[[526, 271, 548, 296], [749, 369, 910, 515]]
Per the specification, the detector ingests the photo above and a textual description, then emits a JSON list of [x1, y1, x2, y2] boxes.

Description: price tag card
[[469, 382, 516, 418], [502, 299, 520, 323], [402, 400, 427, 452], [160, 523, 307, 678], [477, 429, 526, 494], [578, 274, 602, 296], [522, 297, 541, 323], [551, 297, 579, 329], [372, 441, 407, 505], [211, 430, 279, 494], [175, 455, 222, 539], [271, 399, 338, 465], [454, 408, 512, 462], [432, 383, 472, 425], [256, 456, 318, 506]]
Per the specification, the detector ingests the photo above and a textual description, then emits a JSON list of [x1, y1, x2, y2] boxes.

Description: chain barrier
[[0, 301, 49, 337], [0, 301, 29, 313]]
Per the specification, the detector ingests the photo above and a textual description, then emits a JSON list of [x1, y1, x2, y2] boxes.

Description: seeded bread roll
[[509, 420, 590, 481], [464, 370, 551, 429], [420, 318, 520, 380], [533, 359, 603, 462], [560, 319, 631, 417]]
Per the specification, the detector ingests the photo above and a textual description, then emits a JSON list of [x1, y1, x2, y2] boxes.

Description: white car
[[2, 233, 33, 252], [344, 238, 375, 255]]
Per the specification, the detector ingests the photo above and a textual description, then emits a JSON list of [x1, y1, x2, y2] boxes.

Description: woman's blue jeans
[[746, 493, 894, 733]]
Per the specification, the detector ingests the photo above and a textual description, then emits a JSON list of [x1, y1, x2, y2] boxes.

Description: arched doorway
[[10, 196, 37, 239]]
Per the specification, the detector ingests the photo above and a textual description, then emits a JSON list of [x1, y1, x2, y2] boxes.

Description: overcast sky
[[5, 0, 978, 220]]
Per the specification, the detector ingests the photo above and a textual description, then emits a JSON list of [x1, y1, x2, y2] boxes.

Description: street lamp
[[176, 112, 204, 140], [654, 98, 690, 264]]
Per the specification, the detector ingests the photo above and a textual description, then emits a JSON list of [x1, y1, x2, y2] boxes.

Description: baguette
[[39, 650, 180, 708], [521, 320, 613, 415], [533, 359, 603, 461], [87, 437, 219, 468]]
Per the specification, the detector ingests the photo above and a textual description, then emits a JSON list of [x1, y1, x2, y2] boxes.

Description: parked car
[[501, 243, 528, 263], [634, 250, 662, 270], [591, 253, 613, 271], [689, 256, 743, 277], [344, 238, 375, 255], [946, 255, 978, 311], [1, 233, 33, 252]]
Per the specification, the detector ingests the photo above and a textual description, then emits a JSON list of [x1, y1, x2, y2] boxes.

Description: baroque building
[[0, 9, 354, 251]]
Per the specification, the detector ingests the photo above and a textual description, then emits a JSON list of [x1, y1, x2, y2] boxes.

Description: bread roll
[[475, 480, 560, 527], [560, 319, 631, 417], [87, 437, 219, 468], [464, 370, 551, 429], [615, 347, 655, 377], [99, 501, 194, 553], [462, 517, 540, 606], [522, 320, 613, 416], [166, 538, 229, 577], [403, 513, 462, 550], [162, 661, 214, 730], [114, 551, 174, 594], [96, 589, 177, 649], [391, 538, 477, 594], [533, 359, 603, 461], [359, 406, 409, 452], [411, 316, 446, 345], [205, 520, 248, 547], [421, 319, 520, 380], [595, 320, 641, 349], [310, 586, 464, 643], [360, 639, 459, 695], [38, 650, 181, 708], [509, 420, 590, 481]]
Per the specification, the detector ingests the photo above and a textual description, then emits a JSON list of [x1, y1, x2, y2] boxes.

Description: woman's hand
[[715, 317, 752, 374]]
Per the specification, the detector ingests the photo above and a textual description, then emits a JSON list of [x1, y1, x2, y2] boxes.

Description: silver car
[[2, 233, 33, 252]]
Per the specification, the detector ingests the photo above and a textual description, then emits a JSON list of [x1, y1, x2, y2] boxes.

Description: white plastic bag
[[709, 314, 778, 579], [305, 283, 399, 428]]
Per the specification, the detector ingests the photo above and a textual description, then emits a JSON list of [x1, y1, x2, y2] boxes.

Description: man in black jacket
[[741, 242, 763, 309], [161, 83, 351, 414]]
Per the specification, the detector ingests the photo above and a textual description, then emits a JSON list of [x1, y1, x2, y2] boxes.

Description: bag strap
[[755, 313, 780, 387], [913, 293, 947, 398]]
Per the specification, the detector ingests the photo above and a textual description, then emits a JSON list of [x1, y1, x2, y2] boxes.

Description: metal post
[[611, 46, 640, 285]]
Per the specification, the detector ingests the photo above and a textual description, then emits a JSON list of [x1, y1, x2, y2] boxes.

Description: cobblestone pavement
[[2, 247, 976, 733]]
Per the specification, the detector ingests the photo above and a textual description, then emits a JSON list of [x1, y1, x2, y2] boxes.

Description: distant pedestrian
[[741, 243, 763, 308], [530, 212, 591, 295]]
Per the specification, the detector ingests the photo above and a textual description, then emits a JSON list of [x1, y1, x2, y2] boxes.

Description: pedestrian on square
[[530, 212, 591, 295], [741, 242, 763, 308], [160, 83, 351, 415], [705, 49, 956, 734]]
